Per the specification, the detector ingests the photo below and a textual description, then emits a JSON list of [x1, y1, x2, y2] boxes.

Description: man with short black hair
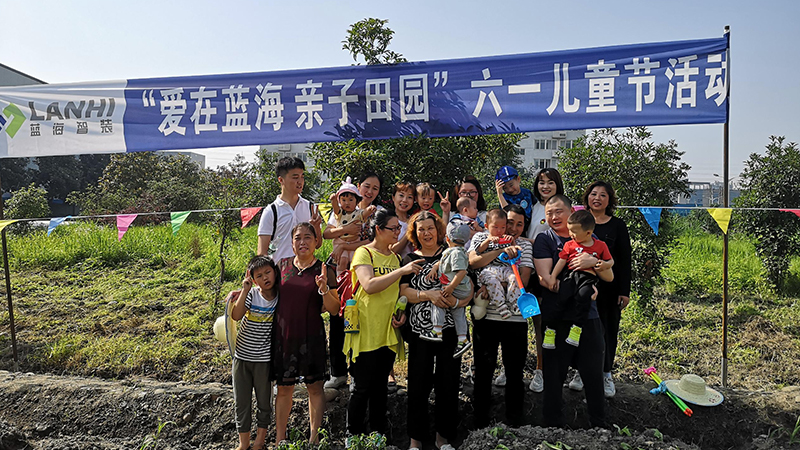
[[257, 157, 321, 260]]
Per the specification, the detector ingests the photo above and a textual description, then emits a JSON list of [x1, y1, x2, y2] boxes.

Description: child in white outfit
[[426, 221, 473, 358], [328, 177, 376, 273]]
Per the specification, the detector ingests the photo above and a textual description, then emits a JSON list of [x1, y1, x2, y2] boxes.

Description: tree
[[68, 152, 210, 219], [342, 18, 407, 65], [556, 127, 691, 308], [4, 183, 50, 233], [311, 18, 525, 205], [33, 156, 83, 201], [312, 134, 524, 207], [735, 135, 800, 291], [0, 158, 33, 193]]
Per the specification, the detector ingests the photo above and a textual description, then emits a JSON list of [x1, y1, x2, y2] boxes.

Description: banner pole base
[[721, 357, 728, 387]]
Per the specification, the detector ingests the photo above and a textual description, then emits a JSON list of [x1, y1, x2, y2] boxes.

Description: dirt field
[[1, 369, 799, 450]]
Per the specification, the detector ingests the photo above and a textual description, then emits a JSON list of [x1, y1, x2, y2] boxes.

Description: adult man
[[468, 204, 532, 428], [257, 157, 321, 260], [533, 195, 612, 428]]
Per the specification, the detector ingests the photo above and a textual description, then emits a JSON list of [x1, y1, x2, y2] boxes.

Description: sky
[[1, 0, 798, 182]]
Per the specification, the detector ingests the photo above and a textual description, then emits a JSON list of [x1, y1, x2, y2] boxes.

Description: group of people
[[229, 156, 632, 450]]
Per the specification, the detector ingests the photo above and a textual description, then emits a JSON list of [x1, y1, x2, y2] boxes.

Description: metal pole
[[0, 162, 18, 363], [721, 25, 731, 387]]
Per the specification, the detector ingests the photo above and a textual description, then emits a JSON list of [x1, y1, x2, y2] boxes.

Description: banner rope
[[4, 203, 800, 224]]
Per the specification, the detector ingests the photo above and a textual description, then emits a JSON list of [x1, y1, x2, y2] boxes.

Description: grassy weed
[[662, 233, 774, 296]]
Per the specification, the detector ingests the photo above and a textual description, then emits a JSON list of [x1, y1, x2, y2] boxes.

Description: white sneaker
[[568, 372, 584, 391], [493, 371, 507, 386], [603, 374, 616, 398], [324, 375, 347, 389], [528, 369, 544, 393]]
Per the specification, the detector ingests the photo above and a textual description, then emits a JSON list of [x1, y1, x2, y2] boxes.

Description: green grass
[[661, 231, 800, 297]]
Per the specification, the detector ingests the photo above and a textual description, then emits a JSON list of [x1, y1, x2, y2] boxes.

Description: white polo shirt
[[257, 195, 313, 262]]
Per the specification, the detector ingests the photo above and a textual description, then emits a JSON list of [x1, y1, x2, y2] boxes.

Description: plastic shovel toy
[[499, 252, 540, 318], [644, 366, 693, 417]]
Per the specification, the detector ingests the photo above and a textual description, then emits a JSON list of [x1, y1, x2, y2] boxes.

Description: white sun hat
[[664, 374, 724, 406], [213, 292, 239, 354]]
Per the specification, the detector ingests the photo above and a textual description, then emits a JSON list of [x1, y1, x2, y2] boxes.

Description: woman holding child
[[453, 175, 488, 224], [344, 209, 421, 441], [323, 172, 384, 391], [399, 211, 472, 450], [272, 223, 340, 446]]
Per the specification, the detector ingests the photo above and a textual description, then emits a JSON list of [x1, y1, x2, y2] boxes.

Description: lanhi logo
[[0, 103, 25, 138]]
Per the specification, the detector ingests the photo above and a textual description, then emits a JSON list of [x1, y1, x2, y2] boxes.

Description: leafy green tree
[[556, 127, 691, 308], [33, 156, 83, 201], [735, 135, 800, 291], [69, 152, 210, 219], [5, 183, 50, 233], [311, 18, 524, 205], [0, 158, 33, 193], [342, 18, 407, 65]]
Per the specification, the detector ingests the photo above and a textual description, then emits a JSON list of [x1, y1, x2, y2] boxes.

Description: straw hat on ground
[[664, 374, 724, 406]]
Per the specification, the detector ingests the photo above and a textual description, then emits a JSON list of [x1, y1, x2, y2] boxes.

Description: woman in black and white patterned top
[[399, 211, 472, 450]]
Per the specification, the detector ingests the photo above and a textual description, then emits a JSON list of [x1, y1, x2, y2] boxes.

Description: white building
[[517, 130, 586, 170]]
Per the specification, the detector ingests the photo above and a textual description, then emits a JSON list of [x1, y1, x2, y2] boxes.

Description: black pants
[[407, 329, 461, 442], [542, 318, 605, 428], [596, 292, 621, 373], [347, 346, 396, 436], [556, 271, 597, 324], [473, 319, 528, 428], [328, 314, 348, 377]]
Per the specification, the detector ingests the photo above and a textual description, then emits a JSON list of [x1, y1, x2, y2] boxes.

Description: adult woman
[[273, 223, 340, 445], [468, 206, 534, 429], [527, 168, 565, 241], [583, 181, 631, 398], [323, 172, 384, 390], [344, 209, 421, 440], [390, 181, 416, 258], [399, 211, 471, 450], [453, 175, 488, 224], [533, 195, 612, 428]]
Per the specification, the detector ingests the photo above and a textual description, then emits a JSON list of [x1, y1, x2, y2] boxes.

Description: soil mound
[[1, 370, 799, 449]]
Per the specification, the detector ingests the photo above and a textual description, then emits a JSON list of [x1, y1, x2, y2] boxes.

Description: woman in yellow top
[[344, 209, 421, 440]]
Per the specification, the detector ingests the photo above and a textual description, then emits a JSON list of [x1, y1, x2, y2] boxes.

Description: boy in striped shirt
[[231, 256, 279, 450]]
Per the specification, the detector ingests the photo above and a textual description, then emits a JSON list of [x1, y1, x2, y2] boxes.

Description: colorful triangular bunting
[[779, 209, 800, 219], [47, 216, 71, 236], [318, 202, 332, 222], [240, 207, 263, 229], [117, 214, 138, 241], [0, 220, 18, 233], [170, 211, 191, 235], [707, 208, 732, 234], [638, 207, 662, 235]]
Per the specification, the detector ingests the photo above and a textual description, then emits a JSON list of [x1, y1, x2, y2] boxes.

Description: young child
[[416, 182, 451, 221], [231, 255, 280, 450], [495, 165, 535, 235], [425, 221, 473, 357], [472, 209, 519, 319], [328, 177, 376, 272], [451, 196, 485, 231], [546, 210, 614, 348]]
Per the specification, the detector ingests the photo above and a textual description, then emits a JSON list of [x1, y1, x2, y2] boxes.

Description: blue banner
[[0, 36, 728, 157]]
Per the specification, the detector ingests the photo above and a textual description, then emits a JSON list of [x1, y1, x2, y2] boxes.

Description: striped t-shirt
[[234, 287, 278, 363]]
